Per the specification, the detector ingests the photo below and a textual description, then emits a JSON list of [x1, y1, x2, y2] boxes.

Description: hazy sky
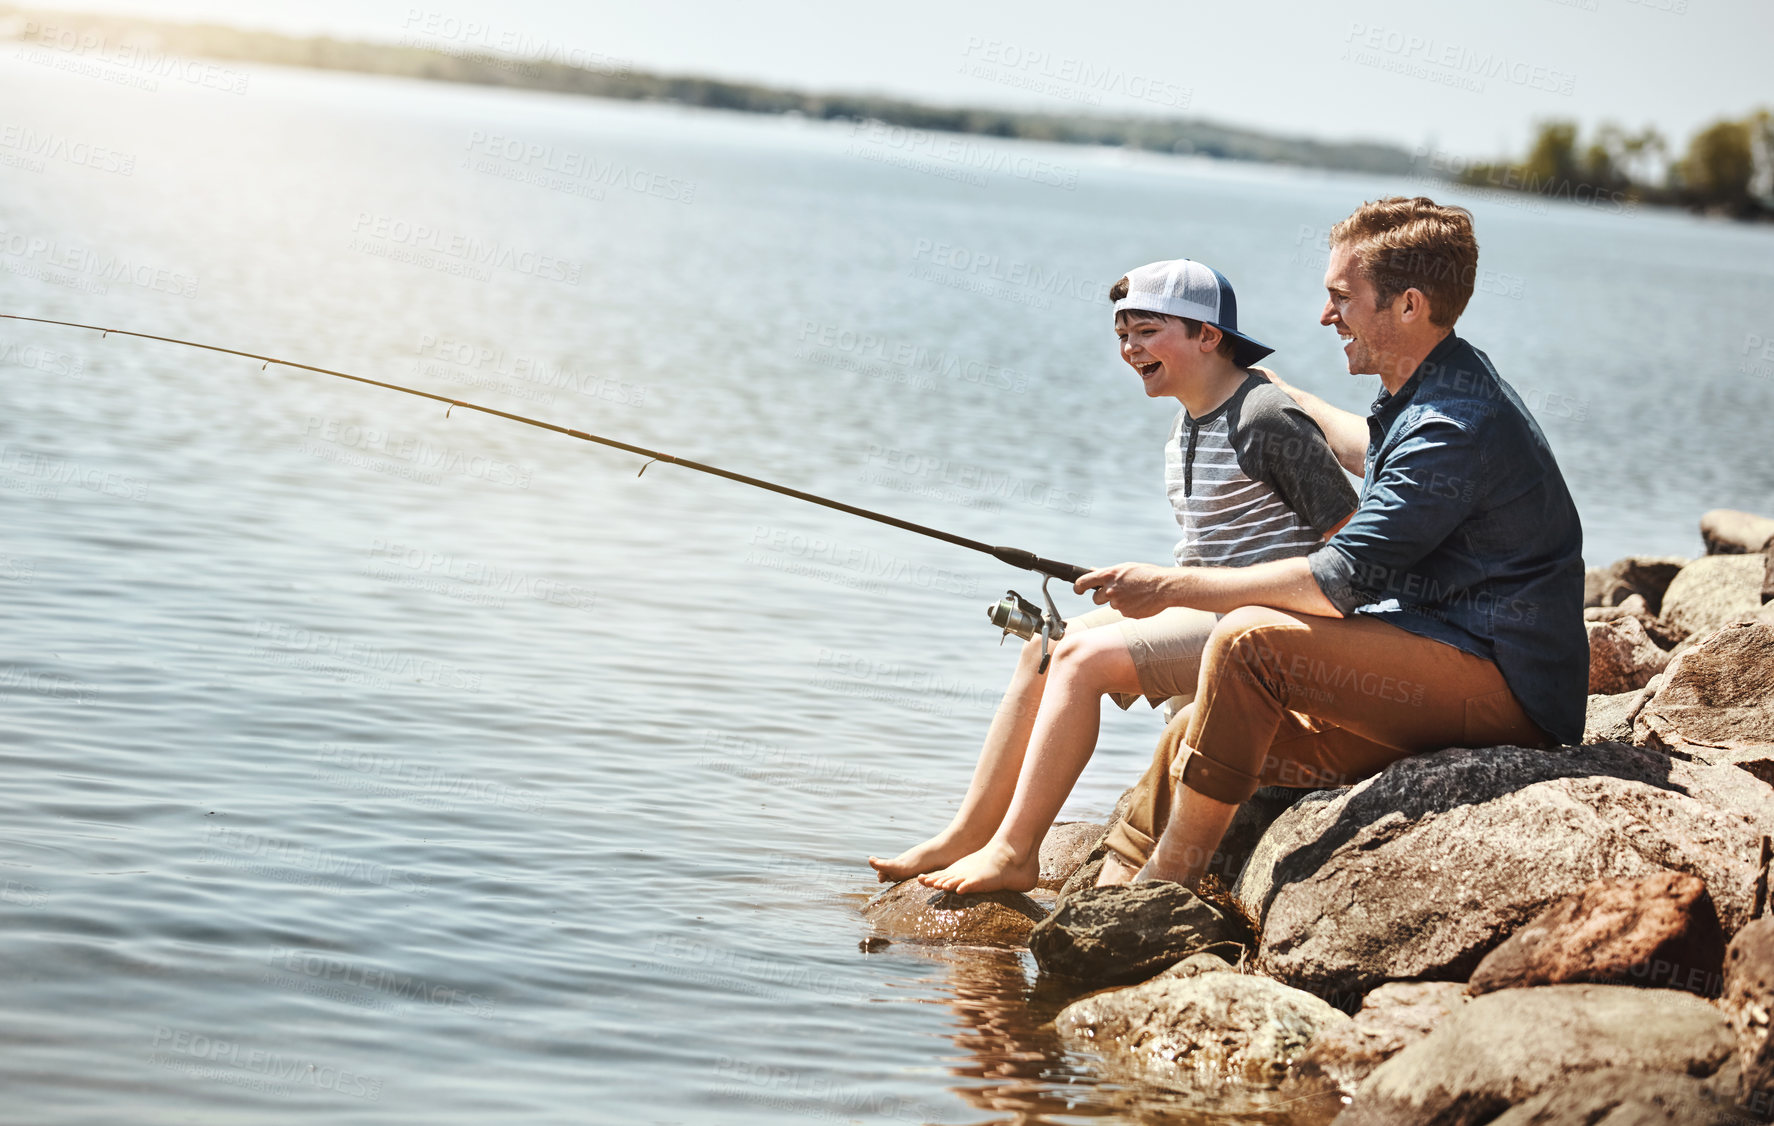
[[20, 0, 1773, 157]]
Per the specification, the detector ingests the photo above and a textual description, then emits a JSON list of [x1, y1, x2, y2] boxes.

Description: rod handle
[[989, 547, 1092, 585]]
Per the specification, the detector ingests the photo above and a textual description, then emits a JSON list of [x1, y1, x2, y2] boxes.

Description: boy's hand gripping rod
[[2, 313, 1088, 669]]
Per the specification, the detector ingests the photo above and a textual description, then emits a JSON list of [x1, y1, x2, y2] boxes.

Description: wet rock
[[860, 879, 1046, 948], [1339, 984, 1736, 1126], [1038, 821, 1107, 890], [1029, 882, 1250, 987], [1231, 743, 1774, 999], [1487, 1067, 1758, 1125], [1721, 918, 1774, 1110], [1586, 555, 1691, 614], [1467, 871, 1726, 997], [1588, 616, 1673, 695], [1661, 555, 1767, 644], [1703, 509, 1774, 556], [1157, 950, 1238, 980], [1286, 981, 1470, 1100], [1634, 621, 1774, 752], [1054, 970, 1347, 1089], [1585, 688, 1651, 744]]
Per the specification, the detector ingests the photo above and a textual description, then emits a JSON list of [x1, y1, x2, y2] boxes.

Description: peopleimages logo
[[150, 1028, 382, 1100]]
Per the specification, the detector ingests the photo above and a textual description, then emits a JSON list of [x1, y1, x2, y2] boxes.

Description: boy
[[868, 258, 1357, 894]]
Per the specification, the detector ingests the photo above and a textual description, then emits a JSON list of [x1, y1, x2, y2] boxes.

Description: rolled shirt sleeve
[[1307, 417, 1487, 616]]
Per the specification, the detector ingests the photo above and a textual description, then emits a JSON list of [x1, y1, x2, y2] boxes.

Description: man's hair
[[1108, 276, 1237, 360], [1328, 197, 1478, 327]]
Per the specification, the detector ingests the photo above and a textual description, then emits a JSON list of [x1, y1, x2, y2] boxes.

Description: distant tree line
[[1453, 112, 1774, 219], [1, 6, 1416, 175]]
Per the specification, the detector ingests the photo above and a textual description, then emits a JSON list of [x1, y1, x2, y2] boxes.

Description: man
[[1084, 196, 1587, 887]]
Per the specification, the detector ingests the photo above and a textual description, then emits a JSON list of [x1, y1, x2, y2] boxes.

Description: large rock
[[1487, 1067, 1759, 1125], [1587, 555, 1691, 614], [1721, 918, 1774, 1109], [860, 879, 1046, 947], [1286, 981, 1470, 1099], [1634, 621, 1774, 752], [1339, 984, 1736, 1126], [1038, 821, 1107, 890], [1232, 743, 1774, 998], [1588, 616, 1673, 695], [1703, 510, 1774, 556], [1054, 970, 1347, 1089], [1585, 688, 1650, 744], [1661, 555, 1767, 643], [1467, 871, 1726, 997], [1029, 882, 1251, 987]]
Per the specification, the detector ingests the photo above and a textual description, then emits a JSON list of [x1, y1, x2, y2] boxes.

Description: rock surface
[[1486, 1067, 1759, 1125], [1721, 918, 1774, 1109], [1466, 871, 1726, 997], [1286, 981, 1470, 1099], [1054, 970, 1347, 1089], [1157, 950, 1238, 980], [1038, 821, 1107, 890], [1231, 743, 1774, 998], [860, 879, 1047, 947], [1029, 882, 1250, 987], [1339, 984, 1737, 1126], [1661, 555, 1768, 643], [1586, 688, 1650, 743], [1586, 555, 1691, 614], [1588, 616, 1673, 694], [1634, 621, 1774, 751], [1703, 509, 1774, 556]]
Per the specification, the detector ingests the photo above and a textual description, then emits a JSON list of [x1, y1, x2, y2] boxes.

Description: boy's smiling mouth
[[1137, 360, 1161, 377]]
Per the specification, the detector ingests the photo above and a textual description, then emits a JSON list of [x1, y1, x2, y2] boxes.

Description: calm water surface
[[2, 55, 1772, 1126]]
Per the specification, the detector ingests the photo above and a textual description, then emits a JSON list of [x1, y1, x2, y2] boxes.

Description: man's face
[[1320, 244, 1398, 376], [1115, 312, 1217, 399]]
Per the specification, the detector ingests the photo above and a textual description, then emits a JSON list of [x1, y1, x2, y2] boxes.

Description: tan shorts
[[1068, 605, 1220, 712]]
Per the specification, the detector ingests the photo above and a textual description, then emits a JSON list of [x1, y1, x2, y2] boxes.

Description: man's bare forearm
[[1252, 368, 1367, 477], [1078, 557, 1343, 619]]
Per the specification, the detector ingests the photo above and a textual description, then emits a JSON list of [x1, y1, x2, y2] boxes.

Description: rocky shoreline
[[862, 508, 1774, 1124]]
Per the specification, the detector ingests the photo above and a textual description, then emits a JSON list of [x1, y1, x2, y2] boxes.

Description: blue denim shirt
[[1307, 332, 1586, 745]]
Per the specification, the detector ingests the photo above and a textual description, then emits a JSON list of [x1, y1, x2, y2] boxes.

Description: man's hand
[[1074, 563, 1189, 618]]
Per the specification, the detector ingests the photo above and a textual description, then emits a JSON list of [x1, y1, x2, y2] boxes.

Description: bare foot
[[1095, 852, 1139, 887], [916, 840, 1039, 894], [867, 829, 987, 883]]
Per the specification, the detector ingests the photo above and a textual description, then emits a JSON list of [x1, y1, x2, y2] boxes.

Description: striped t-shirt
[[1166, 374, 1357, 567]]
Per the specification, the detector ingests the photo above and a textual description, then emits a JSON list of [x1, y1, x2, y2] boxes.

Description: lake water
[[2, 51, 1772, 1126]]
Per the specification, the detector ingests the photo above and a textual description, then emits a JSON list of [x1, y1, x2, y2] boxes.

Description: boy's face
[[1115, 312, 1219, 399]]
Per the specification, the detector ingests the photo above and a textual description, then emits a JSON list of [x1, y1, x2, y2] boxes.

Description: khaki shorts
[[1068, 605, 1219, 713]]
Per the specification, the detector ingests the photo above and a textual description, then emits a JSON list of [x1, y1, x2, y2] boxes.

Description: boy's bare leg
[[918, 628, 1142, 894], [867, 632, 1054, 881]]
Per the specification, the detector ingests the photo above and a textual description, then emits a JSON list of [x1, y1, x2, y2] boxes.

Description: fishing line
[[3, 313, 1091, 662]]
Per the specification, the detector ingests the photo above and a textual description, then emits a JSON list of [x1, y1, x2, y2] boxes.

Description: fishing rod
[[3, 313, 1086, 669]]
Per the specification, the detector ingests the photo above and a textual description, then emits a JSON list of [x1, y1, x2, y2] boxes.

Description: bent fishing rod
[[3, 313, 1085, 669]]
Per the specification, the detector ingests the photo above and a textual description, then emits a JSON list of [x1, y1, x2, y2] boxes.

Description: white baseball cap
[[1115, 259, 1274, 368]]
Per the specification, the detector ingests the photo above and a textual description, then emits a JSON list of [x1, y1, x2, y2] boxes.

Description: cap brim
[[1221, 329, 1273, 370]]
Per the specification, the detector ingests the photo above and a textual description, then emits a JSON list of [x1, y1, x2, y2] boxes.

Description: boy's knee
[[1046, 627, 1129, 684]]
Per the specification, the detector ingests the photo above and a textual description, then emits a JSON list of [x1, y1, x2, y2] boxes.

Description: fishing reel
[[987, 576, 1068, 674]]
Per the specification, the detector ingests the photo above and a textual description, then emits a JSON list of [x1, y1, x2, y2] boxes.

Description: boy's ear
[[1198, 322, 1224, 352]]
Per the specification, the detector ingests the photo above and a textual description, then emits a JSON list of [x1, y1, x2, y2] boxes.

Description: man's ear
[[1398, 286, 1434, 325]]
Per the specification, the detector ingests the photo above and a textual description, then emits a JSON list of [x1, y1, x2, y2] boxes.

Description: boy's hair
[[1329, 196, 1478, 327], [1109, 276, 1237, 361]]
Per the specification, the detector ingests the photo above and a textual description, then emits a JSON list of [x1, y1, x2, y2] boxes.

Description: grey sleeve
[[1230, 386, 1360, 535]]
